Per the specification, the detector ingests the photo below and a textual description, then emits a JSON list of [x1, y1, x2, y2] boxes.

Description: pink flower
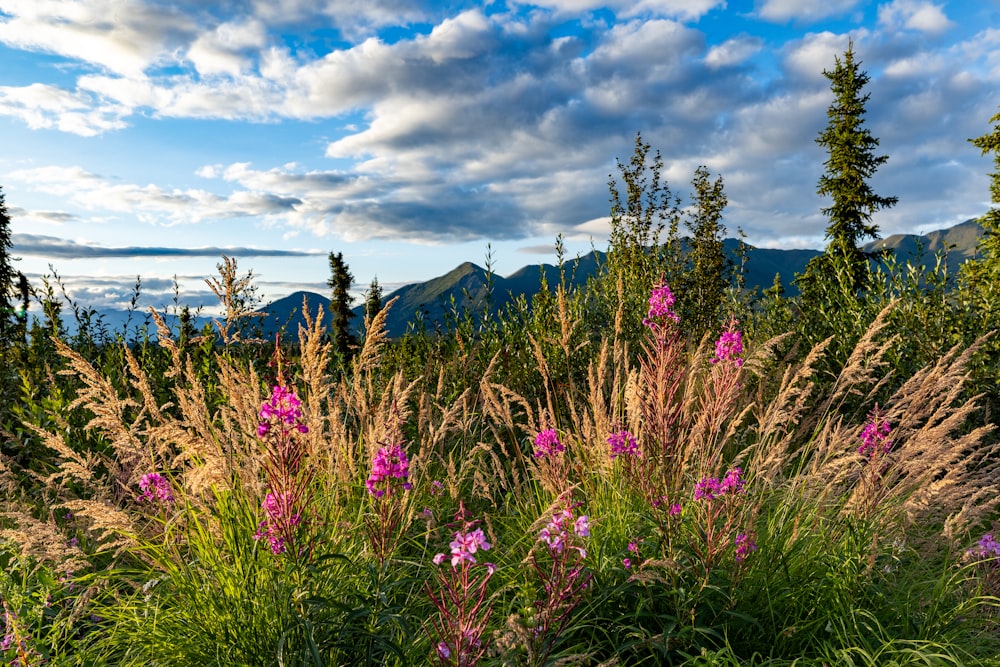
[[969, 533, 1000, 560], [642, 283, 680, 328], [253, 492, 302, 554], [623, 557, 632, 570], [858, 407, 893, 459], [735, 532, 758, 562], [574, 515, 590, 537], [437, 525, 492, 569], [436, 641, 451, 659], [669, 503, 682, 516], [711, 327, 744, 367], [608, 429, 640, 460], [258, 385, 309, 435], [366, 443, 412, 497], [533, 428, 565, 458], [138, 472, 174, 504], [694, 476, 722, 501], [719, 467, 745, 494], [695, 467, 745, 501]]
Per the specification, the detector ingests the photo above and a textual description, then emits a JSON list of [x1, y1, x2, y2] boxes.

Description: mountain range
[[51, 219, 985, 341], [257, 218, 984, 339]]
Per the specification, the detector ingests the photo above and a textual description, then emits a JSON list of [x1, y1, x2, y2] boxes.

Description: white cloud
[[5, 165, 285, 226], [0, 83, 128, 135], [187, 19, 268, 77], [781, 31, 855, 83], [756, 0, 863, 23], [511, 0, 725, 21], [877, 0, 953, 35], [0, 0, 198, 77], [705, 35, 764, 68]]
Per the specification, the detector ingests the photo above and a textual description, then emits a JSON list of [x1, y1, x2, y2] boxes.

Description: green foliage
[[599, 132, 683, 339], [810, 40, 897, 290], [0, 186, 21, 350], [797, 41, 898, 350], [328, 251, 357, 360], [4, 91, 1000, 666], [677, 165, 730, 341]]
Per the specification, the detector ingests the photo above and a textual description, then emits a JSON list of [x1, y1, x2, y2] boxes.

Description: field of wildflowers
[[0, 246, 998, 667]]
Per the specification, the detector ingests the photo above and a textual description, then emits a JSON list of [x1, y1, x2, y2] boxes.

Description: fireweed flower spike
[[257, 384, 309, 437], [533, 428, 564, 458], [138, 472, 174, 505], [711, 326, 745, 367], [366, 443, 413, 498], [608, 429, 640, 460], [858, 406, 893, 459], [254, 492, 302, 555], [695, 467, 745, 501], [524, 499, 593, 665], [254, 382, 312, 558], [642, 282, 680, 329], [427, 510, 496, 666]]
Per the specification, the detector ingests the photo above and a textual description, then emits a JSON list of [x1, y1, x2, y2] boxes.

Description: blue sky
[[1, 0, 998, 313]]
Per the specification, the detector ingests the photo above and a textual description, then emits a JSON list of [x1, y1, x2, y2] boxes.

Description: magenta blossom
[[258, 385, 309, 437], [253, 491, 302, 554], [643, 283, 680, 328], [366, 443, 413, 498], [695, 467, 746, 501], [711, 327, 745, 367], [138, 472, 174, 504], [436, 642, 451, 659], [969, 533, 1000, 560], [734, 532, 758, 562], [539, 507, 590, 557], [434, 526, 491, 568], [533, 428, 565, 458], [608, 429, 640, 460], [858, 407, 893, 459]]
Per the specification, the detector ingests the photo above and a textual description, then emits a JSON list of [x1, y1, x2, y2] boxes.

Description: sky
[[1, 0, 998, 314]]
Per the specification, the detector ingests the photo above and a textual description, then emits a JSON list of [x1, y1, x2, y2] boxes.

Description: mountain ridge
[[48, 219, 986, 340]]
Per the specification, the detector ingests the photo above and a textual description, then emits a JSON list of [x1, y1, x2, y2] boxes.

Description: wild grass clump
[[0, 253, 998, 666]]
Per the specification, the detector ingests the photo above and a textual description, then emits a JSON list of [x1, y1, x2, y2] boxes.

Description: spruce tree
[[968, 107, 1000, 281], [800, 41, 897, 295], [364, 276, 383, 324], [327, 251, 356, 359], [0, 187, 19, 347]]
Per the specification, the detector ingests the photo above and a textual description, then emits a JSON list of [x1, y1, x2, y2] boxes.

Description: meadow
[[1, 218, 999, 667]]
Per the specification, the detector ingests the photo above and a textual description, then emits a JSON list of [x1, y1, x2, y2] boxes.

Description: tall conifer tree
[[800, 41, 897, 294], [0, 186, 18, 345], [969, 107, 1000, 279], [327, 251, 356, 359]]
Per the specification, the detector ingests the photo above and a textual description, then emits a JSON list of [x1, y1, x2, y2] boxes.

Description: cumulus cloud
[[0, 84, 128, 136], [756, 0, 863, 23], [510, 0, 725, 21], [5, 165, 305, 225], [0, 0, 200, 77], [878, 0, 953, 35], [706, 36, 764, 68], [0, 0, 996, 254]]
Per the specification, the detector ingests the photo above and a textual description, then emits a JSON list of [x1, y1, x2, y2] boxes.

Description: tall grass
[[0, 258, 998, 666]]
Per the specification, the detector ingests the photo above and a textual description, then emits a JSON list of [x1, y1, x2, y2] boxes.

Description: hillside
[[54, 219, 982, 341]]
